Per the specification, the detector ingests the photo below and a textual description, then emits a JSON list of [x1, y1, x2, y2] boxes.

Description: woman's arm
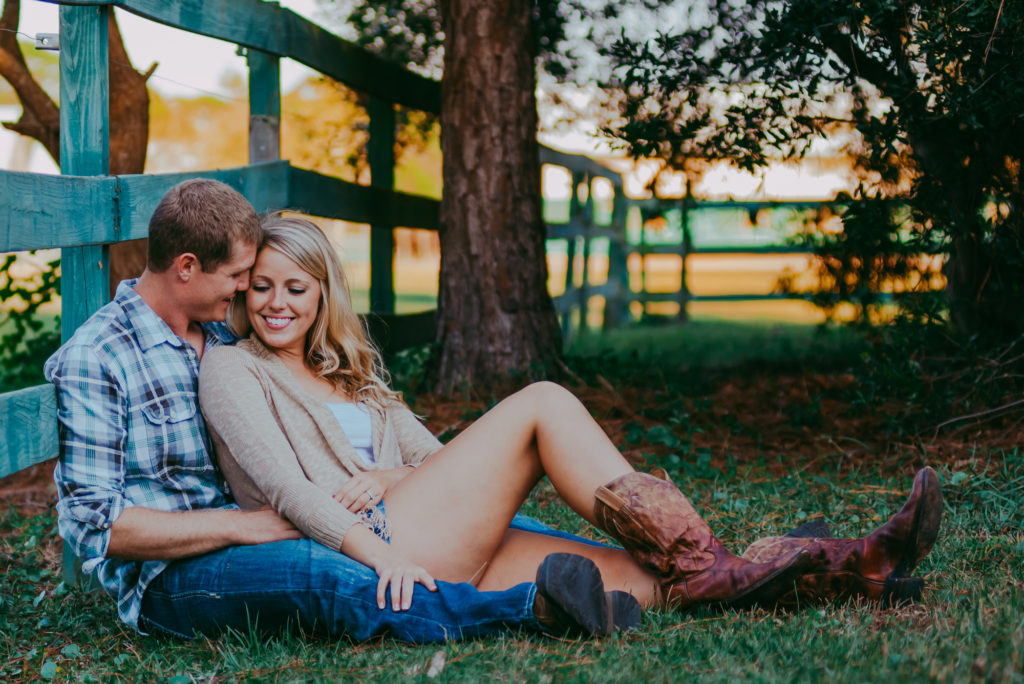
[[199, 349, 438, 608], [389, 402, 444, 465], [199, 347, 362, 550]]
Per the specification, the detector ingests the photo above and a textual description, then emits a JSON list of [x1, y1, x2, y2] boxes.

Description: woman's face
[[246, 246, 322, 359]]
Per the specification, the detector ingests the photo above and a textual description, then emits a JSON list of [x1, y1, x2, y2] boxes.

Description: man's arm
[[48, 342, 299, 566], [107, 506, 301, 560]]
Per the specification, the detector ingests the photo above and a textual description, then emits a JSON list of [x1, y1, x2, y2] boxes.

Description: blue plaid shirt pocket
[[140, 391, 197, 425], [137, 392, 214, 482]]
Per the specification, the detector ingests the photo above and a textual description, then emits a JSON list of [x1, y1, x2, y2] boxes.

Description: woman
[[198, 217, 943, 637]]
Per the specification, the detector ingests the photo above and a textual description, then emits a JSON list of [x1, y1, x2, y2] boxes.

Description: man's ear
[[173, 253, 201, 282]]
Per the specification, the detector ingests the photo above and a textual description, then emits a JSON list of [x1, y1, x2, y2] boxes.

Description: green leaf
[[61, 644, 83, 659], [40, 660, 58, 680]]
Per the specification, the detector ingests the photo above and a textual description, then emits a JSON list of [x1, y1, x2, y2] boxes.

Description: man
[[45, 179, 638, 641]]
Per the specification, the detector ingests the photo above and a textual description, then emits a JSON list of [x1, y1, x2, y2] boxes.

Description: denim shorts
[[361, 501, 391, 542]]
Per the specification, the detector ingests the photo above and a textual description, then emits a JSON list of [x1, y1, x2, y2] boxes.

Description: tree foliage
[[331, 0, 669, 81], [607, 0, 1024, 340]]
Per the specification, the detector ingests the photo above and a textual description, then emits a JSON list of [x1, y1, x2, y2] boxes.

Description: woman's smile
[[262, 315, 294, 330], [246, 246, 322, 358]]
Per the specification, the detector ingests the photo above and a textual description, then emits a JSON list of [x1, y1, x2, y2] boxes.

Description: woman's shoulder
[[200, 339, 266, 378]]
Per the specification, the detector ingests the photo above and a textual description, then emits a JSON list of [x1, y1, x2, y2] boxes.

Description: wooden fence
[[542, 152, 825, 342], [0, 0, 823, 492], [0, 0, 456, 490]]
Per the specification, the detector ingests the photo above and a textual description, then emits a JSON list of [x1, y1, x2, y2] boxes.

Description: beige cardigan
[[198, 337, 442, 550]]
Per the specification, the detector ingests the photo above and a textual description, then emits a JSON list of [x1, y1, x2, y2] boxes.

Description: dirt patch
[[0, 460, 57, 517]]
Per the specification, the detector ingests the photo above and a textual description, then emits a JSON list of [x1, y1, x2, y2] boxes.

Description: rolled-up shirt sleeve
[[46, 343, 130, 570]]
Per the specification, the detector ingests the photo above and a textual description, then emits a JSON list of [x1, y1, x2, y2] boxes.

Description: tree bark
[[1, 2, 150, 290], [434, 0, 562, 392]]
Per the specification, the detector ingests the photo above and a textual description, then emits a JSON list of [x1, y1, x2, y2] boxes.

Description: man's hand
[[231, 507, 304, 546], [107, 507, 301, 561]]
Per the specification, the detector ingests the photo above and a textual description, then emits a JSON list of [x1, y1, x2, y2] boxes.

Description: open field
[[2, 321, 1021, 683]]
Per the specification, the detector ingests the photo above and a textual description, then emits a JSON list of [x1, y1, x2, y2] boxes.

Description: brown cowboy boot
[[740, 467, 944, 607], [594, 472, 813, 611]]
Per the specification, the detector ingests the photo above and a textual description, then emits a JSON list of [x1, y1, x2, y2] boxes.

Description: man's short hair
[[147, 179, 262, 272]]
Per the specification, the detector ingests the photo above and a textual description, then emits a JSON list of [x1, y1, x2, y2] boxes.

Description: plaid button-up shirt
[[44, 279, 236, 630]]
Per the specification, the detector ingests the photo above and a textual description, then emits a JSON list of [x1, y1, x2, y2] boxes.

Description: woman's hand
[[333, 467, 413, 513], [340, 524, 437, 610], [373, 555, 438, 611]]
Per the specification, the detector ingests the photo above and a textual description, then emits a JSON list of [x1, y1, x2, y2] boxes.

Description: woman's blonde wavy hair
[[228, 215, 400, 409]]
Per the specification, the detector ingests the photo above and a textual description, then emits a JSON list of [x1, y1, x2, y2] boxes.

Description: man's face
[[189, 241, 257, 322]]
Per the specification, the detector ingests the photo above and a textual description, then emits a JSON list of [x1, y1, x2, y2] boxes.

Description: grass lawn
[[2, 322, 1022, 682]]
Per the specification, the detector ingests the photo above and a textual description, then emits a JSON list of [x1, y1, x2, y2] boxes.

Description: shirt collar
[[114, 279, 183, 352], [113, 279, 238, 352]]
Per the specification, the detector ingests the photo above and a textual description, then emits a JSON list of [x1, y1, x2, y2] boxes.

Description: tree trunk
[[105, 10, 151, 289], [433, 0, 562, 392]]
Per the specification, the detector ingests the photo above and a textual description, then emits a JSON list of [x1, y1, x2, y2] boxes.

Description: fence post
[[247, 49, 280, 163], [561, 170, 584, 343], [367, 97, 396, 315], [638, 203, 655, 319], [677, 192, 692, 323], [577, 173, 593, 335], [59, 3, 110, 585], [603, 185, 629, 330]]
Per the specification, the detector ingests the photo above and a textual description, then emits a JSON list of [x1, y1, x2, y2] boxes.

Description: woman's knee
[[515, 381, 579, 415]]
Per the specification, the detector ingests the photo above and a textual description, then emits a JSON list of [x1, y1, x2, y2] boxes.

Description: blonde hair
[[229, 215, 400, 409]]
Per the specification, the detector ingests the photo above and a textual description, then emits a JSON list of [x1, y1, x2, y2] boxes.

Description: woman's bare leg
[[476, 529, 660, 607], [383, 382, 653, 595]]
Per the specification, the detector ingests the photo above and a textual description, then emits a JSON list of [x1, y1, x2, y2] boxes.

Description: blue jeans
[[138, 514, 609, 643]]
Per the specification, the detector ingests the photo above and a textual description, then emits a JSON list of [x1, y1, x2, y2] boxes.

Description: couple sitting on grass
[[46, 179, 944, 642]]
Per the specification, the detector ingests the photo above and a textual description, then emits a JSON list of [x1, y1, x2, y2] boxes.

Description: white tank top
[[326, 402, 375, 465]]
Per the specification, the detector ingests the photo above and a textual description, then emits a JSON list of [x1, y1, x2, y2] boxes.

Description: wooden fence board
[[57, 0, 441, 113], [368, 97, 397, 315], [539, 146, 622, 186], [288, 167, 440, 231], [1, 162, 449, 252], [115, 162, 292, 240], [363, 311, 436, 355], [0, 173, 118, 251], [0, 385, 58, 480]]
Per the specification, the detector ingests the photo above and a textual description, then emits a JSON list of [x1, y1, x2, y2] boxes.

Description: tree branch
[[0, 0, 61, 161], [818, 23, 914, 105]]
